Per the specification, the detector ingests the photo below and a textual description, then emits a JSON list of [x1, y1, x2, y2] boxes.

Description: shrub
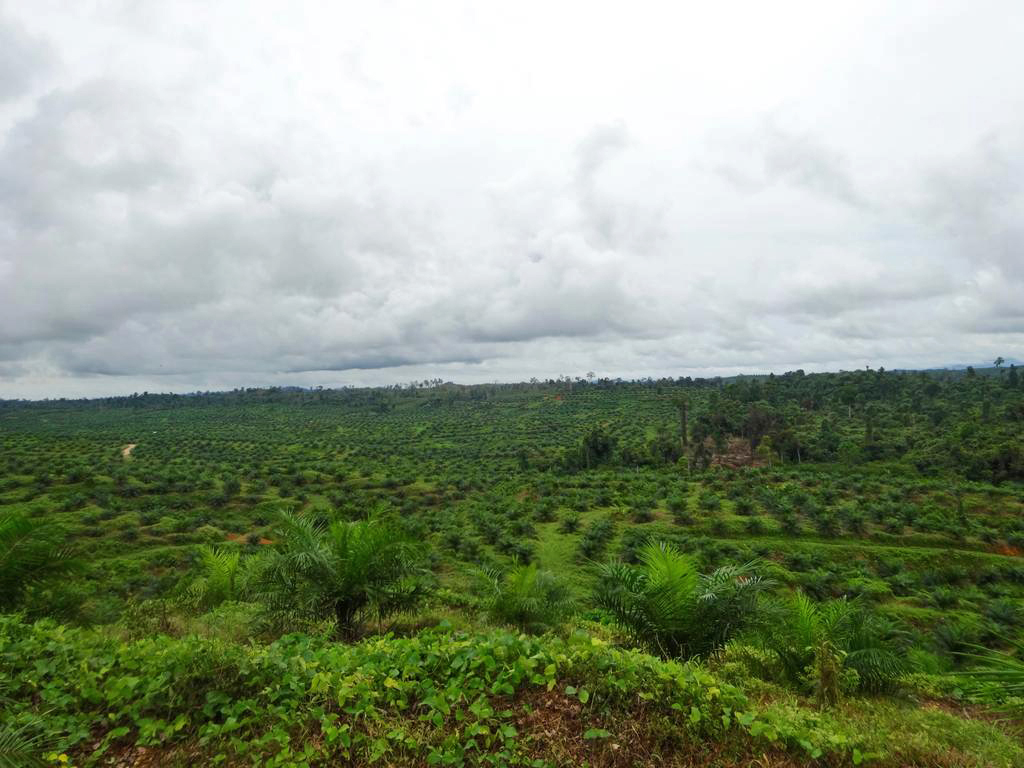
[[631, 506, 654, 523], [0, 512, 79, 611], [698, 492, 722, 513], [757, 593, 908, 704], [577, 517, 615, 561], [559, 512, 581, 534], [250, 512, 428, 637], [595, 542, 769, 659], [479, 562, 575, 633]]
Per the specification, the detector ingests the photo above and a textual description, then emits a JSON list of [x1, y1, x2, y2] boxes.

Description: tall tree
[[673, 395, 690, 451], [743, 405, 776, 463]]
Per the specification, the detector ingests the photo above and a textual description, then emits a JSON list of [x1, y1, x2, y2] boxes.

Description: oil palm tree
[[250, 511, 427, 637], [959, 637, 1024, 713], [594, 541, 769, 658], [760, 592, 907, 707], [0, 715, 58, 768], [480, 562, 575, 633], [844, 610, 910, 693], [0, 512, 78, 610], [764, 593, 854, 707], [182, 546, 248, 612]]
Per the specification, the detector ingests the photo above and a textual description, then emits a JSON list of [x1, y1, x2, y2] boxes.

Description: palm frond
[[0, 716, 59, 768], [958, 639, 1024, 706], [482, 561, 575, 633], [182, 546, 243, 611], [252, 510, 428, 636], [757, 592, 907, 699], [845, 611, 909, 693], [595, 542, 765, 659], [0, 513, 79, 610]]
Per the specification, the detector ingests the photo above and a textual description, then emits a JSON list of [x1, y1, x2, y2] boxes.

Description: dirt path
[[121, 443, 137, 459]]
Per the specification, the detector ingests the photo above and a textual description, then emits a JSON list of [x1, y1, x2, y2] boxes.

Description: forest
[[1, 365, 1023, 767]]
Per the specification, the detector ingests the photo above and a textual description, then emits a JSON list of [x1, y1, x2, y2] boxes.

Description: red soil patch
[[226, 532, 272, 546], [709, 438, 769, 470]]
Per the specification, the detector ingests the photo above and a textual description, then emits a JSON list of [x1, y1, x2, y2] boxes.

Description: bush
[[630, 506, 654, 524], [479, 562, 575, 633], [250, 512, 428, 636], [757, 593, 909, 703], [558, 512, 581, 534], [2, 614, 852, 766], [595, 541, 769, 658], [577, 517, 615, 561], [0, 512, 79, 610]]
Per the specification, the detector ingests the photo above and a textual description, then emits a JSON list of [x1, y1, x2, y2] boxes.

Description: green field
[[2, 367, 1023, 766]]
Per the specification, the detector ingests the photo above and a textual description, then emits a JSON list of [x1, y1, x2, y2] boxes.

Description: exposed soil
[[226, 531, 272, 546], [513, 689, 802, 768], [710, 437, 768, 470], [121, 443, 137, 459]]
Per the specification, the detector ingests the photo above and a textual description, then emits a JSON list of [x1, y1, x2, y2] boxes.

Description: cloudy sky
[[1, 0, 1022, 398]]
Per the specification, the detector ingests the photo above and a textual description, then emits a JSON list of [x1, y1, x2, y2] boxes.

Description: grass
[[1, 373, 1023, 765]]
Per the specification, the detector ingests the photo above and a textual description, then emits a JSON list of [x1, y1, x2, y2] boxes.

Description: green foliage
[[3, 612, 1020, 767], [557, 511, 581, 534], [844, 611, 911, 694], [960, 637, 1024, 713], [758, 593, 908, 704], [577, 516, 615, 561], [182, 546, 247, 612], [250, 511, 427, 636], [576, 425, 616, 470], [595, 541, 769, 658], [1, 372, 1024, 764], [0, 614, 894, 766], [478, 562, 575, 633], [0, 512, 78, 610], [0, 716, 59, 768]]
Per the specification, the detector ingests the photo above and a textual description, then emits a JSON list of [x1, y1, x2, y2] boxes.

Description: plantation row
[[1, 367, 1022, 765]]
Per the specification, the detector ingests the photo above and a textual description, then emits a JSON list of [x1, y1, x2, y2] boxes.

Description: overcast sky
[[1, 1, 1022, 398]]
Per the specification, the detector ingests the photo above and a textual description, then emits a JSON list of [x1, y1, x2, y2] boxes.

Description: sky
[[0, 0, 1022, 398]]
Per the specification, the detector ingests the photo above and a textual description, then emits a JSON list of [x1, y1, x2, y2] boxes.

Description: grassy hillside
[[2, 616, 1023, 768], [1, 368, 1022, 765]]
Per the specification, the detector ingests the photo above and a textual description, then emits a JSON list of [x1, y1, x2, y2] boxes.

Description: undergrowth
[[1, 614, 1021, 767]]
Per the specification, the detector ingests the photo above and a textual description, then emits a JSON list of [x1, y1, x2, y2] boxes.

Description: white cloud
[[0, 0, 1022, 398]]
